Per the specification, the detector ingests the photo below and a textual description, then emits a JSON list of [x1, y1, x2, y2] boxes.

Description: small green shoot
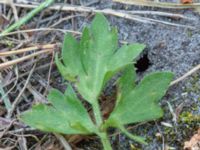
[[20, 14, 174, 150]]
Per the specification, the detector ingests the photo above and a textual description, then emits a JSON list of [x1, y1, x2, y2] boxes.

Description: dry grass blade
[[0, 49, 54, 69], [1, 28, 81, 36], [0, 2, 153, 24], [6, 64, 36, 118], [113, 0, 200, 9], [0, 119, 16, 138], [0, 1, 194, 28], [126, 10, 194, 20], [170, 64, 200, 86], [0, 44, 56, 56], [54, 133, 72, 150]]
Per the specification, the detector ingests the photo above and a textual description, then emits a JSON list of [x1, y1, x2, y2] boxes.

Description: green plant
[[20, 14, 174, 150]]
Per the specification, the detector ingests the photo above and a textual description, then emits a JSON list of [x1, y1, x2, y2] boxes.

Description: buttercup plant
[[20, 14, 174, 150]]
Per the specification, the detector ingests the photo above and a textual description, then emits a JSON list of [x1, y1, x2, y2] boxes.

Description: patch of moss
[[162, 109, 199, 148], [163, 127, 177, 141], [179, 111, 200, 123], [184, 73, 200, 94]]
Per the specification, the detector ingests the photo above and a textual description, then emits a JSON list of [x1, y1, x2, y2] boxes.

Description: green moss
[[162, 73, 200, 149], [179, 111, 200, 123], [163, 127, 176, 141]]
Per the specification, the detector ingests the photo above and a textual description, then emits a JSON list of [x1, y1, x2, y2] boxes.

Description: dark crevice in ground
[[135, 53, 151, 73]]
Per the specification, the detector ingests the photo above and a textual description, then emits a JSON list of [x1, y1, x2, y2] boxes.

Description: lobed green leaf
[[105, 72, 174, 127], [116, 65, 137, 104], [20, 85, 97, 134], [56, 13, 145, 104]]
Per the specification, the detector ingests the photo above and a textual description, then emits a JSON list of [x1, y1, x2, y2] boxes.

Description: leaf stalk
[[92, 101, 112, 149], [92, 101, 103, 127], [99, 132, 112, 150]]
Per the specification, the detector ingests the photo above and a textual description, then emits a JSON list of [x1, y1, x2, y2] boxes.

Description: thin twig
[[43, 50, 54, 95], [113, 0, 200, 9], [0, 119, 16, 138], [3, 63, 52, 88], [6, 64, 36, 118], [7, 128, 36, 134], [54, 133, 72, 150], [0, 28, 81, 36], [126, 10, 194, 20], [8, 0, 19, 22], [136, 15, 194, 29], [0, 117, 25, 128], [50, 14, 85, 28], [0, 1, 195, 28], [2, 2, 153, 24], [0, 44, 56, 56], [170, 64, 200, 86], [0, 49, 54, 69]]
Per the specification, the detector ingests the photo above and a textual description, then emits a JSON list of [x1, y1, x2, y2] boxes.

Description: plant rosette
[[20, 13, 174, 150]]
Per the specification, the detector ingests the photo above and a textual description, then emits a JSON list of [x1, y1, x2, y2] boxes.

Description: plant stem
[[99, 132, 112, 150], [0, 0, 55, 37], [92, 101, 103, 127], [92, 101, 112, 149], [119, 125, 147, 145]]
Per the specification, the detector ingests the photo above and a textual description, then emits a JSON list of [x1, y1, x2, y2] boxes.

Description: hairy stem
[[92, 101, 112, 149], [92, 101, 103, 127], [99, 132, 112, 150]]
